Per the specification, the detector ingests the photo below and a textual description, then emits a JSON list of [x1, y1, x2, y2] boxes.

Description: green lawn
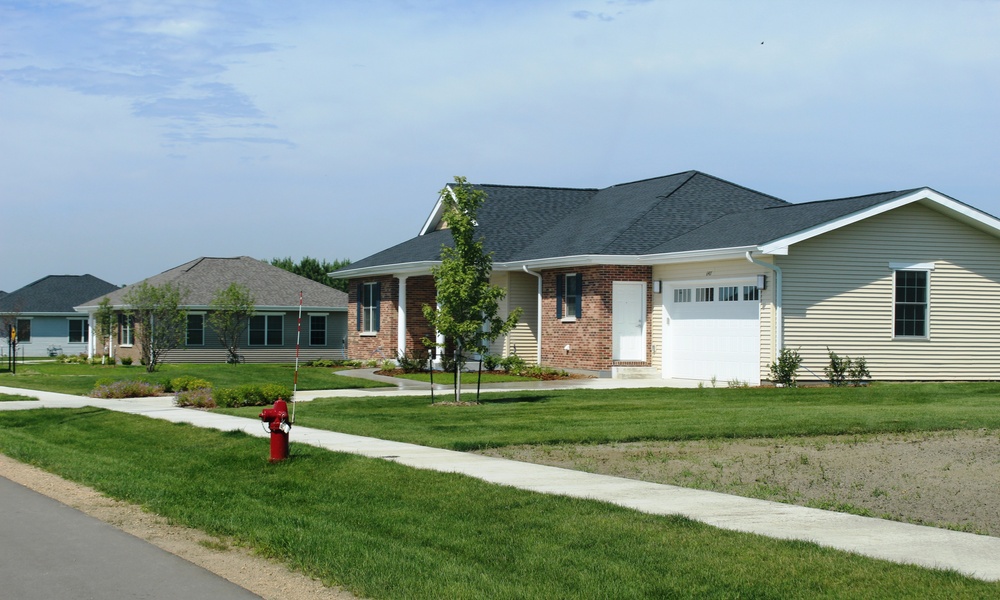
[[0, 392, 35, 402], [0, 408, 993, 599], [221, 382, 1000, 450], [393, 371, 538, 384], [0, 363, 390, 395]]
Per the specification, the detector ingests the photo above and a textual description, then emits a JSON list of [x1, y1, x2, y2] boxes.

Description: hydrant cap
[[273, 398, 288, 413]]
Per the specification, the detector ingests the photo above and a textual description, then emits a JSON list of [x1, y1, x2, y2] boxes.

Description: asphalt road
[[0, 476, 261, 600]]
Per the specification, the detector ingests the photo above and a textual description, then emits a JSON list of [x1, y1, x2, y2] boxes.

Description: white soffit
[[758, 188, 1000, 255]]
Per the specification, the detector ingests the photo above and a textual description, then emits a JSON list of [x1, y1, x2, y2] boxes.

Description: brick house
[[334, 171, 1000, 383]]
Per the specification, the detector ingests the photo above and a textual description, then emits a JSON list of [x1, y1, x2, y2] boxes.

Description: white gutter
[[746, 251, 783, 351], [522, 265, 543, 364]]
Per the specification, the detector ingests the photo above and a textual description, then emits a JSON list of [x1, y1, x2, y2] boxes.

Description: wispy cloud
[[0, 1, 281, 147]]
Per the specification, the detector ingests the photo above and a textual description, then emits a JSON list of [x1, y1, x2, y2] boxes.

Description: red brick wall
[[346, 276, 398, 361], [404, 275, 437, 358], [541, 265, 652, 371]]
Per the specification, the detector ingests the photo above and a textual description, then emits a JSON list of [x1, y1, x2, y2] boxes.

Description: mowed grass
[[219, 382, 1000, 450], [0, 362, 389, 395], [0, 408, 994, 599], [0, 392, 35, 402]]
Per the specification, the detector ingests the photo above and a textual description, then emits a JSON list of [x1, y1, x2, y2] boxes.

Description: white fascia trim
[[419, 188, 454, 236], [494, 247, 757, 271], [758, 188, 1000, 255], [254, 305, 348, 312], [328, 262, 439, 279]]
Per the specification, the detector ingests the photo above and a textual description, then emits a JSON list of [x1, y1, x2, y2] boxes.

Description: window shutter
[[374, 282, 381, 332], [356, 283, 362, 331], [575, 273, 583, 318], [555, 274, 563, 319]]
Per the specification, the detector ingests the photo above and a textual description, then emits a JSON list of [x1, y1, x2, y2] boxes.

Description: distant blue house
[[0, 275, 119, 358]]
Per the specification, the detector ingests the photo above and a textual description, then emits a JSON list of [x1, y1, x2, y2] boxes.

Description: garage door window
[[673, 288, 691, 303], [695, 287, 714, 302], [743, 285, 760, 301], [719, 286, 739, 302]]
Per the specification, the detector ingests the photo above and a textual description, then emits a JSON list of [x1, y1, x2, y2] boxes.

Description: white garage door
[[664, 280, 761, 384]]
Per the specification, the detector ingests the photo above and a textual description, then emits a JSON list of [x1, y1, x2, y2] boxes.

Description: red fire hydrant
[[259, 398, 291, 462]]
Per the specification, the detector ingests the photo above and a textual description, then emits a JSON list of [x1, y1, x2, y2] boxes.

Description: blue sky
[[2, 0, 998, 291]]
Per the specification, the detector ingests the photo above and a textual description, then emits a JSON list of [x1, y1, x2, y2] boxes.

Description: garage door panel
[[665, 282, 760, 384]]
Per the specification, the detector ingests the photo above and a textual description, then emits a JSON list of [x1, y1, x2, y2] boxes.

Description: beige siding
[[653, 259, 774, 380], [777, 202, 1000, 381], [505, 271, 539, 364]]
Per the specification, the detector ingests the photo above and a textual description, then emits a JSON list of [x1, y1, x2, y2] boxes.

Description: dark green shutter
[[356, 283, 362, 331], [555, 274, 563, 319], [374, 282, 381, 332], [575, 273, 583, 318]]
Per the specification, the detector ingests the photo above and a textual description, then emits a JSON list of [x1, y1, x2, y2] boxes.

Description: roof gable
[[0, 275, 119, 313], [77, 257, 347, 310]]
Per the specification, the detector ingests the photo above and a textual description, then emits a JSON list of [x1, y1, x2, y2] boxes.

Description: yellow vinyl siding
[[506, 271, 539, 364], [653, 259, 773, 380], [777, 202, 1000, 381]]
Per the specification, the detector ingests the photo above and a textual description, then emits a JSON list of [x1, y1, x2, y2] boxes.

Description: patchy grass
[[0, 392, 36, 402], [0, 408, 994, 599], [0, 363, 390, 395]]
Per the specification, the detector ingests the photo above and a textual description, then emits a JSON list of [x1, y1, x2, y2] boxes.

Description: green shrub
[[769, 348, 802, 387], [499, 354, 526, 375], [214, 383, 292, 408], [396, 350, 428, 374], [174, 388, 215, 408], [171, 376, 213, 392], [120, 357, 133, 366], [306, 359, 336, 368], [90, 380, 164, 399], [848, 356, 871, 387], [824, 348, 850, 387], [481, 354, 501, 371]]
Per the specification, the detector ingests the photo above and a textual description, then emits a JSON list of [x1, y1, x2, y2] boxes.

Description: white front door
[[613, 282, 646, 361]]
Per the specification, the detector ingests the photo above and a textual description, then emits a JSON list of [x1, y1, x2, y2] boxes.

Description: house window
[[310, 315, 327, 346], [69, 319, 88, 343], [249, 315, 283, 346], [673, 288, 692, 303], [719, 286, 739, 302], [556, 273, 583, 319], [743, 285, 760, 302], [695, 287, 714, 302], [118, 314, 134, 346], [358, 282, 381, 333], [187, 314, 205, 346], [15, 319, 31, 342], [894, 269, 929, 337]]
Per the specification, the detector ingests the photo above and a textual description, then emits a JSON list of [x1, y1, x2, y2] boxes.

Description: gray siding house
[[0, 275, 120, 358], [76, 257, 348, 364]]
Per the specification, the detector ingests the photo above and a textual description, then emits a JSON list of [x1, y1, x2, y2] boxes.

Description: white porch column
[[86, 314, 95, 359], [396, 275, 408, 360]]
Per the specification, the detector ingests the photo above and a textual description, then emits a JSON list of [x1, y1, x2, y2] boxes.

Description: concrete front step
[[611, 366, 661, 379]]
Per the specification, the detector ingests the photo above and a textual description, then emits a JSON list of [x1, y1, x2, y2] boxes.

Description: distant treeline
[[270, 256, 351, 293]]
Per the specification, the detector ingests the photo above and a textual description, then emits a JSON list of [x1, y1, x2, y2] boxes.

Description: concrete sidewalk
[[2, 384, 1000, 582]]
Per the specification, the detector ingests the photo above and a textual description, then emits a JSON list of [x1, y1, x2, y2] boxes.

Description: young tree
[[94, 297, 116, 364], [122, 282, 188, 372], [422, 176, 522, 401], [207, 283, 256, 364], [270, 256, 352, 292]]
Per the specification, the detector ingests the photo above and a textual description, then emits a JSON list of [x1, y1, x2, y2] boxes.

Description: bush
[[306, 359, 336, 368], [174, 387, 215, 408], [396, 350, 428, 374], [120, 357, 133, 366], [499, 354, 526, 375], [214, 383, 292, 409], [481, 354, 501, 371], [824, 348, 871, 387], [90, 380, 164, 399], [769, 348, 802, 387], [171, 376, 213, 392]]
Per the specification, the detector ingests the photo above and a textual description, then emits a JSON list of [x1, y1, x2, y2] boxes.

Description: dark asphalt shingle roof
[[0, 275, 119, 313], [77, 257, 347, 309], [341, 171, 924, 272]]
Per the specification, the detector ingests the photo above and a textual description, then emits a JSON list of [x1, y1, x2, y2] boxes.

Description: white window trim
[[68, 318, 89, 344], [891, 263, 932, 340], [362, 282, 379, 334], [560, 272, 579, 322]]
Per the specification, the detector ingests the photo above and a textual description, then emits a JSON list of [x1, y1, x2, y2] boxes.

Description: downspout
[[522, 265, 543, 365], [745, 251, 783, 351], [396, 275, 408, 362]]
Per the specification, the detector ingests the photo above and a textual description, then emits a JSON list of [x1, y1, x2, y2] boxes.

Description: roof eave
[[331, 261, 440, 279]]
